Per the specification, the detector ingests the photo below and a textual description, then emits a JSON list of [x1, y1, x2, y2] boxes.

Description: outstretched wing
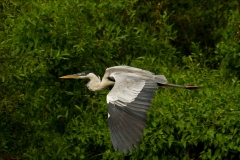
[[107, 73, 158, 153]]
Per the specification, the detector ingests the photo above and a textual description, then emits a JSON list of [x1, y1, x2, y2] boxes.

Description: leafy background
[[0, 0, 240, 159]]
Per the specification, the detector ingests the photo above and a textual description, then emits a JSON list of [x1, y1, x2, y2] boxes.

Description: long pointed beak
[[59, 75, 79, 79]]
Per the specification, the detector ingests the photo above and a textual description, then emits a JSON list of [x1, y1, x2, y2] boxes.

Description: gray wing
[[107, 73, 158, 153], [106, 65, 168, 85], [106, 66, 154, 78]]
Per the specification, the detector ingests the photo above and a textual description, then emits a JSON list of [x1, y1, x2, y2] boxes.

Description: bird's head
[[59, 71, 99, 79]]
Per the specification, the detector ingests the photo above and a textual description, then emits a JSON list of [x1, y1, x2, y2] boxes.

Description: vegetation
[[0, 0, 240, 159]]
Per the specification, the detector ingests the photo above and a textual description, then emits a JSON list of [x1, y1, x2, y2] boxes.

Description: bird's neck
[[86, 77, 108, 91], [86, 74, 115, 91]]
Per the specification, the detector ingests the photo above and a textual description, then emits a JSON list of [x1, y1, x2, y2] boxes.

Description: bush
[[1, 0, 240, 159], [162, 0, 239, 68]]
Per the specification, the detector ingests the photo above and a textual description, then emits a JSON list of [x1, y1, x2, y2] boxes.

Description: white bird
[[60, 66, 200, 153]]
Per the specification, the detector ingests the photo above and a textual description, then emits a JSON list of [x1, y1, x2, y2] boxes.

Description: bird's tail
[[154, 75, 200, 90]]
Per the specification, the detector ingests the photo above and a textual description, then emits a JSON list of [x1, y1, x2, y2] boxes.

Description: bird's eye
[[73, 73, 81, 76], [77, 73, 86, 76]]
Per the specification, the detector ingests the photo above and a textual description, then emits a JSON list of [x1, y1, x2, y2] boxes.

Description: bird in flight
[[60, 66, 200, 153]]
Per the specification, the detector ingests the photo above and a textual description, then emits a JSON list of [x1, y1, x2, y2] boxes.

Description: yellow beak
[[59, 75, 78, 79]]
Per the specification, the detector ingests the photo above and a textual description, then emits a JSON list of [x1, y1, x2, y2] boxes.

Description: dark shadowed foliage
[[0, 0, 240, 159]]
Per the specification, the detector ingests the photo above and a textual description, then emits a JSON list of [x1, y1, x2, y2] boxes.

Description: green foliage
[[163, 0, 239, 67], [1, 0, 240, 159], [130, 57, 240, 160]]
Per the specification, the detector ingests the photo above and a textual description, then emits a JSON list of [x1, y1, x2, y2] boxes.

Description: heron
[[60, 66, 200, 153]]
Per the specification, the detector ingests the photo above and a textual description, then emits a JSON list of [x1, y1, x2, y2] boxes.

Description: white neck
[[86, 74, 114, 91]]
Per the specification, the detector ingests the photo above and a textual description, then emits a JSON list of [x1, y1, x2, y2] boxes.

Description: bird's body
[[87, 66, 167, 91], [60, 66, 200, 153]]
